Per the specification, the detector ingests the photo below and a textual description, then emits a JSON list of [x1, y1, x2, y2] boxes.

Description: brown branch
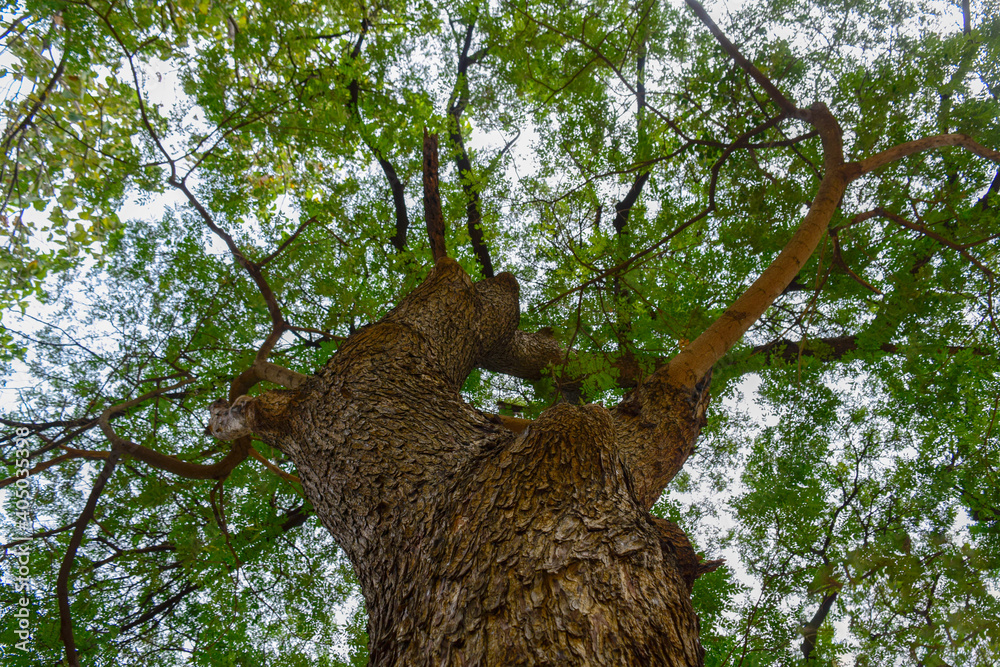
[[684, 0, 805, 120], [249, 447, 301, 484], [448, 20, 494, 277], [613, 34, 651, 234], [652, 3, 862, 389], [119, 581, 199, 634], [859, 133, 1000, 175], [666, 130, 852, 388], [801, 592, 838, 659], [613, 172, 651, 234], [344, 18, 409, 251], [0, 448, 109, 489], [377, 152, 410, 252], [92, 380, 252, 480], [422, 129, 448, 263], [166, 182, 293, 434], [829, 229, 883, 294], [875, 207, 995, 278], [347, 18, 370, 110], [253, 360, 308, 389], [258, 216, 319, 267], [600, 9, 853, 506], [57, 448, 122, 667]]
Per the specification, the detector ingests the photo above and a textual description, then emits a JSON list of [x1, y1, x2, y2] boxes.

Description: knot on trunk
[[205, 396, 253, 440]]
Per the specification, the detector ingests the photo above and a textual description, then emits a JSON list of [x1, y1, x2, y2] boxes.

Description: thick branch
[[254, 360, 308, 389], [801, 592, 838, 659], [92, 380, 253, 480], [602, 8, 852, 506], [422, 130, 448, 263], [746, 335, 988, 365], [478, 329, 666, 404], [613, 172, 650, 234], [344, 19, 409, 251], [859, 133, 1000, 175], [448, 20, 495, 277], [667, 151, 853, 389], [684, 0, 804, 119], [664, 5, 854, 387], [613, 35, 651, 234], [58, 448, 121, 667], [377, 153, 410, 251]]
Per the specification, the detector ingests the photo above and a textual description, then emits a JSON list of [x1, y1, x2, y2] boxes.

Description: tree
[[2, 0, 999, 664]]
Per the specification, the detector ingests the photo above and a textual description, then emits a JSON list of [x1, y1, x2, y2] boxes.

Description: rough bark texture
[[208, 259, 713, 665]]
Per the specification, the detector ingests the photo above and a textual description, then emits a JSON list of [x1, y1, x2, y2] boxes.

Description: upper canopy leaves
[[2, 0, 999, 663]]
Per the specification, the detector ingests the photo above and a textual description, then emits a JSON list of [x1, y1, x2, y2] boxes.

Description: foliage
[[2, 0, 999, 664]]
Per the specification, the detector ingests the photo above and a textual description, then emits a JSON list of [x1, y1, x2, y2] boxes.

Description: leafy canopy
[[2, 0, 999, 664]]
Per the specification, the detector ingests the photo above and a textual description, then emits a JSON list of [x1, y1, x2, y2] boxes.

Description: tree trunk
[[208, 259, 712, 665]]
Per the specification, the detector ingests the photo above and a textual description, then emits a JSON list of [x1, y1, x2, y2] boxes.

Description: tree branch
[[613, 172, 650, 234], [258, 216, 319, 268], [58, 447, 122, 667], [0, 26, 67, 174], [874, 207, 995, 278], [683, 0, 805, 119], [249, 447, 301, 484], [377, 151, 411, 252], [666, 129, 852, 389], [448, 19, 494, 277], [0, 447, 109, 489], [423, 130, 448, 263], [801, 591, 838, 659], [829, 228, 883, 294], [612, 34, 651, 234], [168, 177, 287, 336], [92, 380, 254, 480], [859, 133, 1000, 175], [344, 18, 410, 251], [254, 360, 308, 389]]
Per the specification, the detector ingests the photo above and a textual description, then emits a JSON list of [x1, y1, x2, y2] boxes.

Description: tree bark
[[208, 258, 713, 665]]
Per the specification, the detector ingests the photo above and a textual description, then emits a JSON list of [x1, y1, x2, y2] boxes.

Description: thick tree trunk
[[208, 259, 712, 665]]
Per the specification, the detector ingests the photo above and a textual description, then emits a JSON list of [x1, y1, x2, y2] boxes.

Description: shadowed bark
[[209, 258, 711, 664], [423, 130, 448, 263]]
